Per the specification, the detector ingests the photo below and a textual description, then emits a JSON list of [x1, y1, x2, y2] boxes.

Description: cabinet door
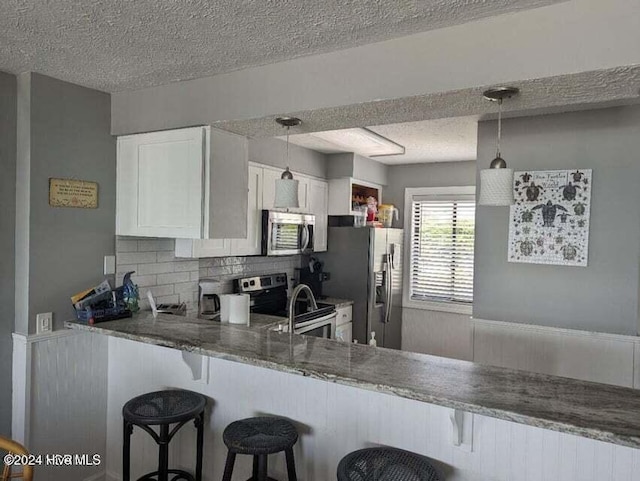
[[261, 167, 280, 211], [335, 305, 353, 326], [230, 165, 263, 256], [309, 179, 329, 252], [294, 176, 310, 213], [335, 323, 353, 343], [175, 238, 231, 258], [117, 127, 205, 238], [262, 167, 311, 213]]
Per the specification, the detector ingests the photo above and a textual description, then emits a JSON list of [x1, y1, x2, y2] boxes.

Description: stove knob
[[250, 280, 256, 286], [243, 282, 249, 288]]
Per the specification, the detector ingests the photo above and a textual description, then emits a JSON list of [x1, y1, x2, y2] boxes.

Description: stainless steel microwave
[[262, 210, 315, 256]]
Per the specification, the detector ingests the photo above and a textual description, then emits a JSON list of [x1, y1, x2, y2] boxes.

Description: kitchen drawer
[[335, 306, 352, 326]]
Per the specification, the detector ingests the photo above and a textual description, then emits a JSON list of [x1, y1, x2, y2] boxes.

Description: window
[[404, 187, 475, 313]]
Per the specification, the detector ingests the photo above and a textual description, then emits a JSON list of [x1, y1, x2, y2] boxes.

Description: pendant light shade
[[478, 87, 519, 207], [479, 165, 514, 206], [274, 168, 299, 208], [274, 117, 302, 210]]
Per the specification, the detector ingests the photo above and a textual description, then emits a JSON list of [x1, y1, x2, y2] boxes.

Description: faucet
[[288, 283, 318, 334]]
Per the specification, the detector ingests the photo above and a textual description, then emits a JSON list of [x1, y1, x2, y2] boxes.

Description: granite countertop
[[319, 297, 354, 309], [66, 313, 640, 449]]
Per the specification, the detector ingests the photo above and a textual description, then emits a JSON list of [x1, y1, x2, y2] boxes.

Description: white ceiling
[[0, 0, 562, 92], [285, 116, 479, 164]]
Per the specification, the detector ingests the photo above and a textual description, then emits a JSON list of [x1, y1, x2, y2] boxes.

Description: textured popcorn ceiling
[[0, 0, 563, 92]]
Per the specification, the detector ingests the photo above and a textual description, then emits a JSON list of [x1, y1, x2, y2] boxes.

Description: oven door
[[294, 313, 336, 339], [263, 211, 315, 256]]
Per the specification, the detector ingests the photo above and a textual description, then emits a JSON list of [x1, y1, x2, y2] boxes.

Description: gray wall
[[248, 137, 327, 178], [0, 71, 17, 437], [385, 161, 477, 224], [15, 73, 116, 333], [352, 154, 388, 186], [327, 153, 389, 186], [474, 106, 640, 336]]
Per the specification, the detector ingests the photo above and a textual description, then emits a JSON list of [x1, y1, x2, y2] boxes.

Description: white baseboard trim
[[472, 317, 640, 344]]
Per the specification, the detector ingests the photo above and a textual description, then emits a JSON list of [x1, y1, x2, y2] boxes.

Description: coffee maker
[[198, 280, 221, 320]]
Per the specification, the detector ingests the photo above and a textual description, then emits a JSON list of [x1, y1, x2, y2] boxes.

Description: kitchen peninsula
[[66, 313, 640, 481]]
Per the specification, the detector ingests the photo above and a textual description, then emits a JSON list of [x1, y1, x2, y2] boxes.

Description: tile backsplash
[[199, 255, 302, 295], [115, 237, 302, 315]]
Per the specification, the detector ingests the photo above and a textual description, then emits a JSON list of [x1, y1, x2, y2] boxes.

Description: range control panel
[[234, 273, 288, 293]]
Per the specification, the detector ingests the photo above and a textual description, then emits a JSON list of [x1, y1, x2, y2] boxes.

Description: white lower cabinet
[[176, 163, 329, 258], [335, 306, 353, 326], [336, 322, 353, 343]]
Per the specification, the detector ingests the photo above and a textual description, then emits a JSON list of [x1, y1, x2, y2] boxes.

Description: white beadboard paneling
[[473, 318, 637, 387], [13, 331, 108, 481], [401, 308, 473, 361], [105, 337, 640, 481]]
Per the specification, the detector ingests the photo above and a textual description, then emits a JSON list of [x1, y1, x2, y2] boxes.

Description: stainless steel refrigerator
[[319, 227, 403, 349]]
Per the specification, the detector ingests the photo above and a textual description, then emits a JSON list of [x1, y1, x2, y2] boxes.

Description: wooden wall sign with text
[[49, 178, 99, 209]]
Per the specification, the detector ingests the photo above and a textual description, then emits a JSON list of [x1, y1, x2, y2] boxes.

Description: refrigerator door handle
[[384, 257, 393, 323]]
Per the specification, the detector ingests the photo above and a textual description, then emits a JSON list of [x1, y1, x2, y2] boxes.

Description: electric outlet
[[36, 312, 53, 334], [104, 255, 116, 275]]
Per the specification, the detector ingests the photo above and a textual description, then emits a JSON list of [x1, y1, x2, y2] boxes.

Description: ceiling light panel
[[310, 128, 405, 157]]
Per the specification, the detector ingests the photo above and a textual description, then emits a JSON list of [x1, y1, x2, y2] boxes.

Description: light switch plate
[[104, 255, 116, 275], [36, 312, 53, 334]]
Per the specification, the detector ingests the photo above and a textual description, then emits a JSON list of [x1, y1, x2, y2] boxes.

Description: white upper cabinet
[[229, 165, 264, 256], [176, 163, 330, 258], [309, 179, 329, 252], [117, 127, 205, 238], [117, 126, 248, 239], [261, 167, 280, 211], [261, 165, 310, 213], [328, 177, 382, 216]]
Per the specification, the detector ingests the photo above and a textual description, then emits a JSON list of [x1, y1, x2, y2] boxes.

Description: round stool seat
[[337, 447, 441, 481], [123, 389, 206, 425], [223, 417, 298, 455]]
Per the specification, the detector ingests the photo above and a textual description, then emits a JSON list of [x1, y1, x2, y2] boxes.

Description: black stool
[[123, 389, 206, 481], [337, 447, 441, 481], [222, 416, 298, 481]]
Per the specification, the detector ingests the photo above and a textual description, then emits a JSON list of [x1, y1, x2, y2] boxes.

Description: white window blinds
[[410, 197, 475, 304]]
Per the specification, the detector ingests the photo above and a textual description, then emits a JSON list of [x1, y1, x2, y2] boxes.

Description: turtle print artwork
[[508, 169, 592, 266]]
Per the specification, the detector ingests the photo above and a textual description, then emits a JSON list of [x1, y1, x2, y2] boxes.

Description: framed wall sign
[[49, 178, 99, 209], [508, 169, 592, 266]]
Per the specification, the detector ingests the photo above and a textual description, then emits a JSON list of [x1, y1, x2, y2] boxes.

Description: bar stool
[[122, 389, 206, 481], [337, 447, 441, 481], [222, 416, 298, 481]]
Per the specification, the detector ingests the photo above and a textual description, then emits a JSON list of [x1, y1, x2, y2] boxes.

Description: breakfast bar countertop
[[66, 312, 640, 449]]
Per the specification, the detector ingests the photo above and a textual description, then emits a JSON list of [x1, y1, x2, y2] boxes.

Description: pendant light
[[478, 87, 519, 206], [274, 117, 302, 209]]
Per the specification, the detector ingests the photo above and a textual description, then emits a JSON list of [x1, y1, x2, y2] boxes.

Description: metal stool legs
[[221, 452, 236, 481], [123, 420, 133, 481], [221, 450, 296, 481], [285, 448, 297, 481], [194, 412, 204, 481], [122, 411, 204, 481]]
